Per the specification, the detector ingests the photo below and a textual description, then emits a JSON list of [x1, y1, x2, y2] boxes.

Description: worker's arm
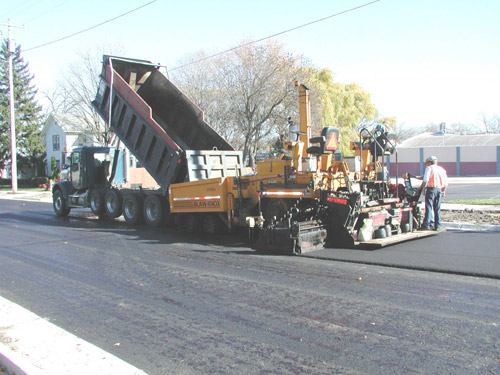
[[441, 176, 448, 196], [440, 166, 448, 196], [417, 166, 431, 191]]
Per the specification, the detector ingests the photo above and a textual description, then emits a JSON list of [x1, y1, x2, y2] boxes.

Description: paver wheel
[[180, 214, 199, 234], [203, 214, 223, 234]]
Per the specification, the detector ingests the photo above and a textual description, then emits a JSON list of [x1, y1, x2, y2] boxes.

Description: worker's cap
[[426, 155, 437, 163]]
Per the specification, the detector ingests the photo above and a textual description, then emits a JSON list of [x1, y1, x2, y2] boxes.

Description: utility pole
[[1, 20, 24, 193]]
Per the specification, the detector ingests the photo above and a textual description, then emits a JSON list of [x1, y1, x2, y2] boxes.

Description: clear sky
[[1, 0, 499, 128]]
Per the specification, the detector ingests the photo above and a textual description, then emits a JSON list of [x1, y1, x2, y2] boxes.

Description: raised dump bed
[[92, 55, 236, 192]]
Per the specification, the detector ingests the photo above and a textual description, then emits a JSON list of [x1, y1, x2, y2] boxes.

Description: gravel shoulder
[[441, 208, 500, 226]]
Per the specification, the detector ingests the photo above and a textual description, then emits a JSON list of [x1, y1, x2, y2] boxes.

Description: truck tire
[[144, 195, 164, 227], [89, 190, 104, 215], [123, 194, 144, 225], [53, 189, 71, 217], [105, 189, 123, 218]]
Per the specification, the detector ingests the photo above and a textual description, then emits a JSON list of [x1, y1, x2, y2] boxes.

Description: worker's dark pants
[[423, 187, 443, 229]]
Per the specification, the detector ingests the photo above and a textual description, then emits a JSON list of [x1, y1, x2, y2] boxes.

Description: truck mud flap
[[253, 220, 327, 255]]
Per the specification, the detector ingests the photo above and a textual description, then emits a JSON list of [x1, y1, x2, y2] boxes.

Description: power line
[[8, 0, 46, 19], [169, 0, 382, 72], [0, 0, 32, 18], [24, 0, 157, 52], [23, 0, 73, 25]]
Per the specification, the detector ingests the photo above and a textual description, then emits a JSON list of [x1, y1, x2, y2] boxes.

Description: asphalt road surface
[[444, 177, 500, 202], [0, 199, 499, 374], [392, 176, 500, 202]]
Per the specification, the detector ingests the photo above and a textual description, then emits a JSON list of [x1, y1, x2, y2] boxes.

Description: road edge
[[0, 296, 148, 375], [0, 342, 34, 375]]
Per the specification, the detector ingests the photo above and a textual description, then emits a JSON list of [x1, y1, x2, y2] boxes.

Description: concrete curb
[[0, 296, 148, 375], [442, 222, 500, 232], [0, 192, 52, 203], [0, 342, 36, 375]]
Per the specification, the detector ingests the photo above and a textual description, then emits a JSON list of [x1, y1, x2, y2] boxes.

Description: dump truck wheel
[[89, 190, 104, 215], [203, 214, 222, 234], [144, 195, 164, 227], [105, 189, 123, 218], [53, 189, 71, 217], [123, 194, 144, 225]]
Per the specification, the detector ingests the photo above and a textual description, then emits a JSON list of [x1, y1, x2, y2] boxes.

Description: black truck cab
[[53, 146, 114, 216]]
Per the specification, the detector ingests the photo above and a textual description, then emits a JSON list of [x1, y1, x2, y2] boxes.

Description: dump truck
[[53, 55, 436, 254], [53, 56, 243, 227]]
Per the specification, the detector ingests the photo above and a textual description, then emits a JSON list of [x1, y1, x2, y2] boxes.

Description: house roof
[[399, 132, 500, 148], [41, 112, 86, 136]]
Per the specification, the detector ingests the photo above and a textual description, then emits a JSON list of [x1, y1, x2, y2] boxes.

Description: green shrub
[[30, 176, 49, 187], [17, 179, 31, 188]]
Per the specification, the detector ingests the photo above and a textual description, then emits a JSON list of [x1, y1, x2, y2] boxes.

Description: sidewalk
[[0, 190, 52, 203], [0, 296, 148, 375]]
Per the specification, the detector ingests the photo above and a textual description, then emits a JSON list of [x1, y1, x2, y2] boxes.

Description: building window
[[53, 135, 60, 151]]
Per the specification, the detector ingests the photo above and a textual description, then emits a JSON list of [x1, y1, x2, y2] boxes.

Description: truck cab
[[52, 146, 114, 216]]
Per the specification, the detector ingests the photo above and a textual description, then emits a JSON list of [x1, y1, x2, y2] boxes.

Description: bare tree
[[449, 122, 483, 135], [480, 114, 500, 134], [169, 50, 239, 145], [391, 122, 422, 143], [172, 40, 306, 165], [45, 43, 127, 145]]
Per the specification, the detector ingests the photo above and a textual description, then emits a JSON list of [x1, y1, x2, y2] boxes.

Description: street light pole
[[1, 20, 24, 193]]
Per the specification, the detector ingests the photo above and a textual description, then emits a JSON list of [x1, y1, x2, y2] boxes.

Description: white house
[[39, 112, 157, 188], [41, 113, 96, 177]]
